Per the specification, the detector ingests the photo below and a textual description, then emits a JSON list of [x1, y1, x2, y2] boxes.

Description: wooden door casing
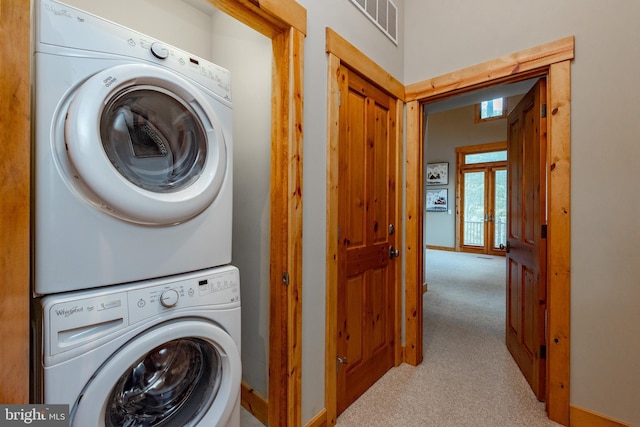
[[506, 79, 547, 401], [336, 69, 397, 415]]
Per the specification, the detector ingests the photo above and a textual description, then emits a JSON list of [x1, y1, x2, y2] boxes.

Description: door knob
[[389, 245, 400, 259], [505, 240, 511, 253]]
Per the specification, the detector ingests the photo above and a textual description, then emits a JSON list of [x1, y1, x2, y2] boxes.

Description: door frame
[[209, 4, 306, 426], [405, 36, 573, 425], [325, 28, 405, 426]]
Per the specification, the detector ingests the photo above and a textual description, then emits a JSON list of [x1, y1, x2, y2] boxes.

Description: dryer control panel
[[36, 0, 232, 103]]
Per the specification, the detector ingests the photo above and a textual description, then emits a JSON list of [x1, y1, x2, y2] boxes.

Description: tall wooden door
[[506, 79, 548, 401], [336, 68, 398, 414]]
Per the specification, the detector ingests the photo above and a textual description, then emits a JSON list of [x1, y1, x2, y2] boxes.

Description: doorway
[[456, 142, 508, 255], [404, 37, 573, 425], [424, 78, 547, 404]]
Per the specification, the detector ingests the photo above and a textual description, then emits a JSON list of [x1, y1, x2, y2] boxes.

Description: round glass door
[[100, 87, 207, 194], [64, 64, 228, 225], [106, 338, 221, 427], [71, 320, 241, 427]]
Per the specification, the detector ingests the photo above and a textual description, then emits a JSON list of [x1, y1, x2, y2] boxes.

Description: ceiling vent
[[350, 0, 398, 45]]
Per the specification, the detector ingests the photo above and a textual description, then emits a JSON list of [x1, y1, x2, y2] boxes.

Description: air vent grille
[[350, 0, 398, 45]]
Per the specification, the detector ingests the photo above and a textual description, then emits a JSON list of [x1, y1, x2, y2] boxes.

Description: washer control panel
[[44, 266, 240, 359], [127, 267, 240, 324]]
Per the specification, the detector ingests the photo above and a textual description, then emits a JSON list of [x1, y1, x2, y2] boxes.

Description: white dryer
[[33, 0, 234, 295], [32, 265, 241, 427]]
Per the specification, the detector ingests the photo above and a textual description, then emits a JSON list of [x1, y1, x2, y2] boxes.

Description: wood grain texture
[[241, 382, 268, 425], [392, 98, 404, 366], [0, 0, 31, 404], [547, 60, 571, 425], [304, 408, 327, 427], [569, 405, 633, 427], [268, 26, 305, 427], [326, 28, 405, 102], [325, 31, 404, 422], [405, 36, 574, 102], [207, 0, 306, 38], [403, 100, 423, 366], [324, 52, 342, 427]]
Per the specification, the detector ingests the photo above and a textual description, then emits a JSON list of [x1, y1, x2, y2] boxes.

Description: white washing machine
[[32, 265, 241, 427], [33, 0, 234, 295]]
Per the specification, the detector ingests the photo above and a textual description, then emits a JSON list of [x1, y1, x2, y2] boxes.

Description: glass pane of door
[[493, 168, 507, 250], [463, 171, 485, 246]]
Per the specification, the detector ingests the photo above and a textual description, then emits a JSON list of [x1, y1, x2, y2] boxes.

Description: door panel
[[462, 170, 486, 248], [491, 168, 507, 253], [506, 78, 547, 401], [460, 163, 506, 255], [337, 69, 397, 415]]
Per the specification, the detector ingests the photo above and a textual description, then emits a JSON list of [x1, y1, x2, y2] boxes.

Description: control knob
[[160, 289, 179, 308], [150, 42, 169, 59]]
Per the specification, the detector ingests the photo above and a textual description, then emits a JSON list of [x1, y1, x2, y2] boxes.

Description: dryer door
[[65, 64, 228, 225], [71, 320, 241, 427]]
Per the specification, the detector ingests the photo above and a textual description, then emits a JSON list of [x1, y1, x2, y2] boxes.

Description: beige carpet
[[336, 249, 560, 427]]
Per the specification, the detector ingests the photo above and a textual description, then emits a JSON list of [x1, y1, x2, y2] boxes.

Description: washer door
[[71, 320, 241, 427], [65, 64, 227, 225]]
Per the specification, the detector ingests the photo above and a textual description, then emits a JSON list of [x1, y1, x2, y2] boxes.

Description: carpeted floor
[[336, 249, 560, 427]]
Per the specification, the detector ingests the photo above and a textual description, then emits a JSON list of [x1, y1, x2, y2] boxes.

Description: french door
[[456, 143, 507, 255]]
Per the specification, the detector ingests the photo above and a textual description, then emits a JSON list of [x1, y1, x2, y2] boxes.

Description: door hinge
[[282, 272, 290, 286], [540, 345, 547, 359], [541, 103, 547, 118], [541, 224, 547, 239]]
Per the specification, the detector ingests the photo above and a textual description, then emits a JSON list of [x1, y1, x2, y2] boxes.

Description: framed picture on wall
[[426, 162, 448, 185], [426, 189, 448, 212]]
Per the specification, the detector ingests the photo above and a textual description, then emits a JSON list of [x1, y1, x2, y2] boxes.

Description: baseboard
[[570, 405, 634, 427], [426, 245, 455, 252], [304, 408, 327, 427], [241, 381, 268, 425]]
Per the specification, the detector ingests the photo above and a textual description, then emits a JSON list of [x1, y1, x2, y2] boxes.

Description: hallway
[[335, 250, 559, 426]]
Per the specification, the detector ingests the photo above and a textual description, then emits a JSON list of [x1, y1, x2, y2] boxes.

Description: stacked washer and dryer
[[31, 1, 241, 426]]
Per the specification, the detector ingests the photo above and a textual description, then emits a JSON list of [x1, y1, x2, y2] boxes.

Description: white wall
[[207, 13, 272, 400], [406, 1, 640, 424]]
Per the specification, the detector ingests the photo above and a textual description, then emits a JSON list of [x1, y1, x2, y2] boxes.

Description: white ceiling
[[423, 78, 538, 115]]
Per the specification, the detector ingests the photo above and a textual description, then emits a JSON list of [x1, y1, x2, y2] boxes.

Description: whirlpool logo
[[54, 306, 83, 318], [0, 405, 68, 426]]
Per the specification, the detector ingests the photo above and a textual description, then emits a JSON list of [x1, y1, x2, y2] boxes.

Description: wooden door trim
[[0, 0, 31, 404], [1, 1, 306, 425], [326, 29, 404, 426], [405, 37, 573, 425], [405, 36, 574, 102]]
